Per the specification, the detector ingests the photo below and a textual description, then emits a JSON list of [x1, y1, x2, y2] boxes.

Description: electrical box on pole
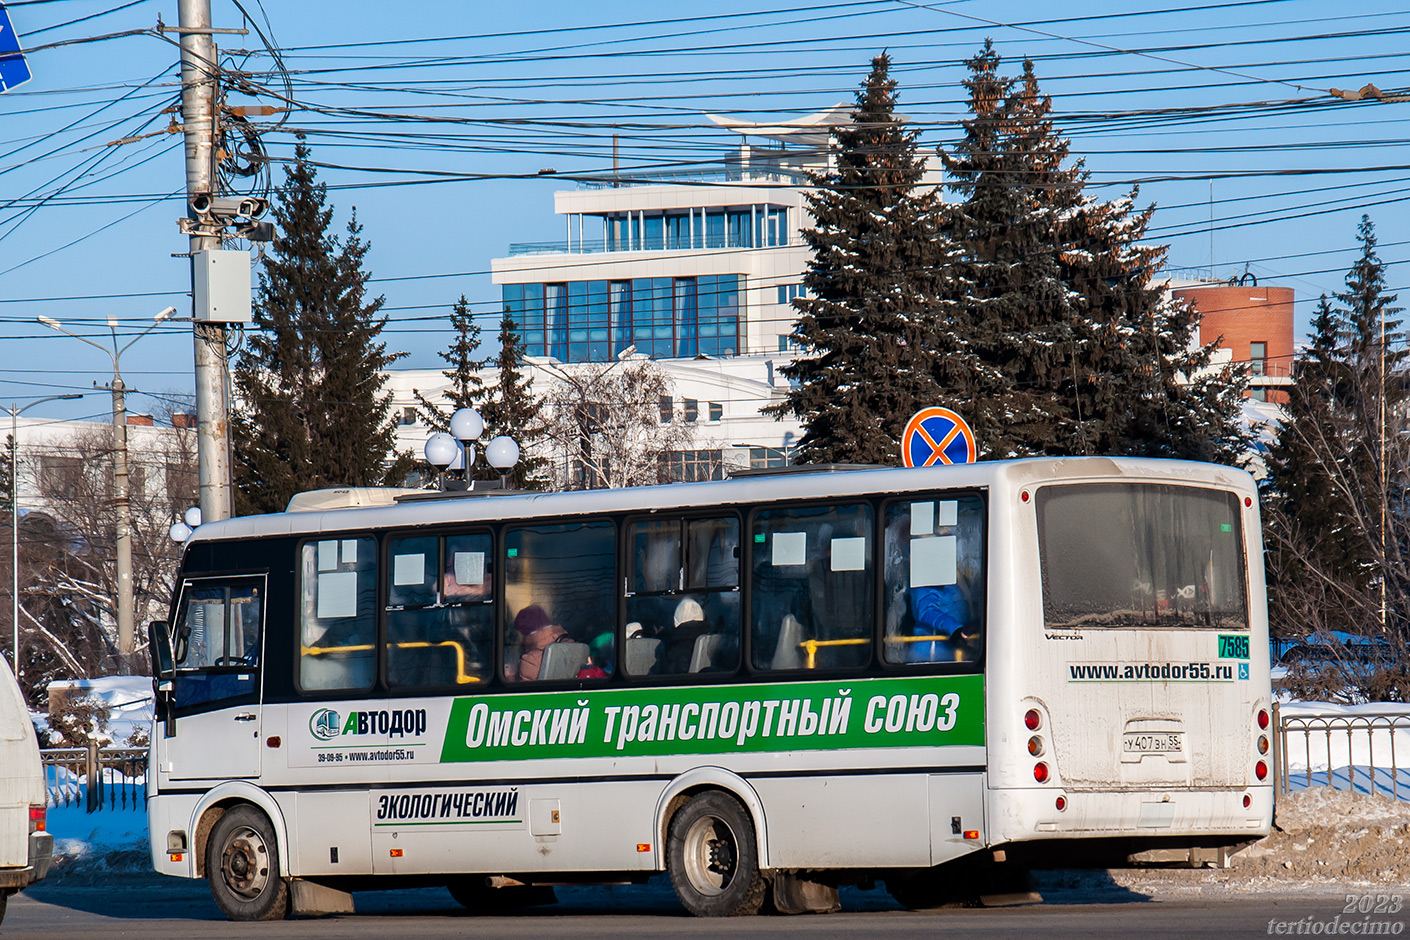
[[192, 249, 252, 323]]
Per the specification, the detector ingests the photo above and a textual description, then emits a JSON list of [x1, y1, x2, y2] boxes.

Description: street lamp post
[[38, 308, 175, 668], [8, 393, 83, 683], [424, 408, 520, 491]]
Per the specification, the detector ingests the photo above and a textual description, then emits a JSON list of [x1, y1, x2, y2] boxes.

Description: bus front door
[[161, 577, 266, 781]]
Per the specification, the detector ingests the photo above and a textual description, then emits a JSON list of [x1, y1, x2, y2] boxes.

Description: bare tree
[[1262, 218, 1410, 702], [2, 510, 107, 706], [1263, 412, 1410, 702], [13, 420, 197, 692], [542, 358, 696, 490]]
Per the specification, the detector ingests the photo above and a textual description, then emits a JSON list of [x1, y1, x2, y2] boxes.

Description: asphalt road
[[9, 875, 1397, 940]]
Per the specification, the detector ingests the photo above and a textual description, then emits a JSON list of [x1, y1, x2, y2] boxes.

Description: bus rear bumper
[[986, 785, 1273, 849]]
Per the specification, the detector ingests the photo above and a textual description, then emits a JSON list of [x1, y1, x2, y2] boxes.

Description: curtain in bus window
[[882, 496, 985, 665], [751, 503, 872, 672], [1036, 484, 1248, 629], [385, 533, 495, 689], [503, 522, 616, 682], [300, 537, 377, 691], [623, 516, 741, 677]]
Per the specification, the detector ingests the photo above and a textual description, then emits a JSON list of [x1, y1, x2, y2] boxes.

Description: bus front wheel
[[206, 805, 288, 921], [666, 791, 765, 917]]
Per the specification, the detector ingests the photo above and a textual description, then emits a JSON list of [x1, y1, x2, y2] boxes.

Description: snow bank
[[46, 675, 153, 745], [43, 799, 150, 881]]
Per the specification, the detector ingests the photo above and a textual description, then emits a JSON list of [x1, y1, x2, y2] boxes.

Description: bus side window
[[750, 503, 872, 672], [882, 496, 984, 665], [623, 516, 741, 677], [299, 537, 377, 692], [503, 521, 615, 682], [385, 533, 494, 690]]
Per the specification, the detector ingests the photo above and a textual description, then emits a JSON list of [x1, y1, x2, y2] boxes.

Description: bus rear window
[[1036, 483, 1247, 630]]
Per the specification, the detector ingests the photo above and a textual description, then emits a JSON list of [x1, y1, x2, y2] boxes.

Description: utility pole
[[109, 370, 133, 667], [178, 0, 232, 523], [38, 311, 173, 668]]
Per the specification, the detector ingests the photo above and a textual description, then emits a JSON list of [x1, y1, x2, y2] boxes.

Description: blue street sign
[[901, 407, 976, 467], [0, 3, 32, 93]]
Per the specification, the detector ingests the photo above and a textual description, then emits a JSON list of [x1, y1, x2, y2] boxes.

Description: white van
[[0, 657, 51, 924]]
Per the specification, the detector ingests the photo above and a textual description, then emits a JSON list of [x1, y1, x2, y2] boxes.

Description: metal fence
[[40, 745, 148, 812], [1274, 703, 1410, 801]]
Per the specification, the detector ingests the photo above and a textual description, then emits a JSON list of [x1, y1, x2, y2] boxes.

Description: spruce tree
[[1264, 217, 1408, 635], [480, 314, 550, 489], [767, 52, 964, 464], [232, 140, 414, 515], [938, 46, 1075, 457], [413, 295, 488, 432], [936, 45, 1247, 461], [1263, 217, 1410, 697]]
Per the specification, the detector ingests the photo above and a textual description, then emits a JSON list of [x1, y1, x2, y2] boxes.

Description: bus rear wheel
[[206, 806, 288, 921], [666, 791, 765, 917]]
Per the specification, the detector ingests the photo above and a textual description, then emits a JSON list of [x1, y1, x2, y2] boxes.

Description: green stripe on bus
[[439, 674, 984, 763]]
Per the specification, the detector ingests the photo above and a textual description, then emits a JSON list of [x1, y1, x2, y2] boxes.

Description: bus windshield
[[1036, 483, 1247, 630]]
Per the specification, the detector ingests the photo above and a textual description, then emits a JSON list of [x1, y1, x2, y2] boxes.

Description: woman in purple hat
[[507, 604, 566, 681]]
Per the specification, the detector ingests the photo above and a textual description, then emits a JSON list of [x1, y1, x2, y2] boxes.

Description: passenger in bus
[[577, 631, 614, 678], [660, 598, 710, 674], [905, 584, 971, 663], [507, 604, 567, 681]]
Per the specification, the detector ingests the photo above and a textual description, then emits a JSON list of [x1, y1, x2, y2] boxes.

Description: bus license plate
[[1122, 732, 1183, 756]]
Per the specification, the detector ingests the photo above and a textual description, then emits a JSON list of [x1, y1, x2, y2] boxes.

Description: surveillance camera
[[190, 194, 269, 219]]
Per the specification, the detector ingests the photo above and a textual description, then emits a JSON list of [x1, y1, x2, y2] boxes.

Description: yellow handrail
[[301, 641, 482, 684], [798, 637, 869, 669]]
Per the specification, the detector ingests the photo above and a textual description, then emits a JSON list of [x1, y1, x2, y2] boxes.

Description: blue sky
[[2, 0, 1408, 424]]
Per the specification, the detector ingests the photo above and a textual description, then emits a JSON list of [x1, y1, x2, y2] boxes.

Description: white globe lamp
[[485, 435, 520, 488], [449, 408, 484, 443], [423, 432, 458, 469], [485, 436, 520, 470]]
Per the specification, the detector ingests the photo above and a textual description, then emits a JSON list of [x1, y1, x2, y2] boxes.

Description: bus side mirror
[[149, 620, 175, 679]]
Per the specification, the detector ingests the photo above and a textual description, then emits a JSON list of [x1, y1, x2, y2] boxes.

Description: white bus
[[146, 457, 1273, 920]]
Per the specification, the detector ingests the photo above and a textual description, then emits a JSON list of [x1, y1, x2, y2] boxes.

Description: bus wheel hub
[[221, 827, 270, 897]]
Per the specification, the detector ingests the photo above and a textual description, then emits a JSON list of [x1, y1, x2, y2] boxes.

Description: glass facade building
[[504, 274, 742, 362], [604, 206, 789, 252]]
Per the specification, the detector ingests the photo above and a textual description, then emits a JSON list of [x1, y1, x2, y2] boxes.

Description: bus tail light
[[1257, 709, 1269, 731], [28, 805, 45, 832], [1255, 760, 1268, 781], [1243, 794, 1252, 809], [1055, 795, 1066, 812], [1033, 762, 1050, 784], [1257, 735, 1269, 755], [1027, 736, 1044, 757], [1024, 708, 1041, 731]]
